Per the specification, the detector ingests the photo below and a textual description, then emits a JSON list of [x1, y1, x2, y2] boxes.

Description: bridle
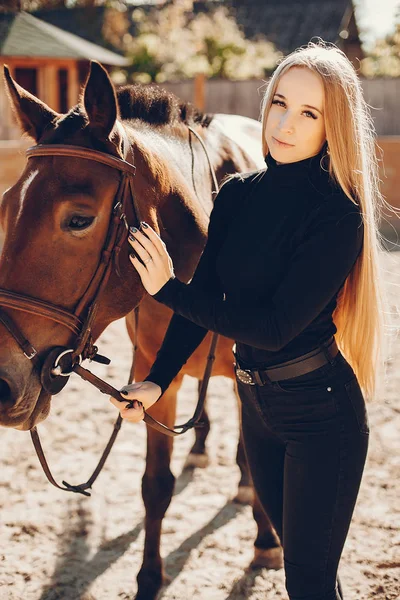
[[0, 124, 220, 496]]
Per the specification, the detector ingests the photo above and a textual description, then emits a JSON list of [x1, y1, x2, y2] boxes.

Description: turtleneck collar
[[264, 144, 327, 176]]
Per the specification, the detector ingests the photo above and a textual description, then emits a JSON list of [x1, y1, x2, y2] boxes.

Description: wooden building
[[0, 10, 129, 140], [226, 0, 363, 65]]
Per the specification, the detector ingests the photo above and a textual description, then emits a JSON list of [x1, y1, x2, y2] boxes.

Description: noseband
[[0, 128, 220, 495]]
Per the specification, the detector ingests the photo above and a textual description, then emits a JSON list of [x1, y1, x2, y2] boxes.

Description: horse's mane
[[117, 84, 214, 128]]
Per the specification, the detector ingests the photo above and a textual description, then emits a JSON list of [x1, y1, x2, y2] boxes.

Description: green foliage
[[114, 3, 281, 83], [361, 11, 400, 77]]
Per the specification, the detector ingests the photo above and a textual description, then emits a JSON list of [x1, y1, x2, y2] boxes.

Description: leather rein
[[0, 125, 220, 496]]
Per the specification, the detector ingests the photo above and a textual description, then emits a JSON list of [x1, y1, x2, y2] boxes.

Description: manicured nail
[[141, 221, 149, 229], [128, 234, 135, 242], [130, 226, 138, 234], [120, 389, 128, 395]]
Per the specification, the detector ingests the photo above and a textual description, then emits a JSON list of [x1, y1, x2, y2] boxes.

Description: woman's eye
[[272, 99, 285, 107], [67, 215, 95, 230], [304, 110, 317, 120]]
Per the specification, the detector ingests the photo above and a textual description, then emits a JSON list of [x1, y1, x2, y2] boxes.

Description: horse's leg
[[232, 379, 283, 569], [234, 424, 254, 504], [135, 378, 181, 600], [250, 493, 283, 569], [232, 379, 254, 504], [183, 378, 211, 469]]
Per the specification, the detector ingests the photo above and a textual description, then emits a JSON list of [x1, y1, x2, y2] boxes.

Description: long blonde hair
[[260, 41, 395, 402]]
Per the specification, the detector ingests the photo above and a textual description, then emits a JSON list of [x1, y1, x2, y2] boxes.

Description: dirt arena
[[0, 250, 399, 600]]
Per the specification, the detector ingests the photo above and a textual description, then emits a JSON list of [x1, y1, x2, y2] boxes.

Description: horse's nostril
[[0, 378, 13, 407]]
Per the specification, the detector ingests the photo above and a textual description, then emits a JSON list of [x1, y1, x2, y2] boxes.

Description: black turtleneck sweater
[[143, 147, 364, 395]]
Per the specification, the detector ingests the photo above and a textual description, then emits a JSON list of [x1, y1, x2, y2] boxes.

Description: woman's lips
[[272, 136, 294, 148]]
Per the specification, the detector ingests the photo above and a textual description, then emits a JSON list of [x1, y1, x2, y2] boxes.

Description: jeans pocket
[[344, 377, 370, 435], [272, 362, 335, 394]]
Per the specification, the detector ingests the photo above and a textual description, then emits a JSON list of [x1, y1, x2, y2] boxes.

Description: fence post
[[194, 72, 205, 111]]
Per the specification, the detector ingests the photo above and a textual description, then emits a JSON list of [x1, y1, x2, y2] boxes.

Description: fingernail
[[128, 234, 135, 242], [141, 222, 149, 229], [130, 226, 138, 234], [120, 390, 128, 395]]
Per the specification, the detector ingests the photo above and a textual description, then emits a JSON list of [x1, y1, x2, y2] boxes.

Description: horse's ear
[[3, 65, 59, 141], [83, 61, 118, 139]]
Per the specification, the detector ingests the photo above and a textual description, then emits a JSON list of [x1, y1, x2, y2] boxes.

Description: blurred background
[[0, 0, 399, 239]]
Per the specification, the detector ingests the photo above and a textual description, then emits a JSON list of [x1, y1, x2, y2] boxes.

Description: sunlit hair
[[260, 40, 396, 402]]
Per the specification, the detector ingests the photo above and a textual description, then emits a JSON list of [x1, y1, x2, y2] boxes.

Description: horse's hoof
[[183, 452, 210, 469], [233, 485, 254, 504], [249, 546, 284, 570], [136, 571, 170, 600], [136, 566, 163, 600]]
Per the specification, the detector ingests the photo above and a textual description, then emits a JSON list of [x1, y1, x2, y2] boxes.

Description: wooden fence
[[1, 75, 400, 139], [162, 77, 400, 136]]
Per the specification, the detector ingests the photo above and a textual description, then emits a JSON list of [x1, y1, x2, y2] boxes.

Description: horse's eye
[[68, 215, 95, 230]]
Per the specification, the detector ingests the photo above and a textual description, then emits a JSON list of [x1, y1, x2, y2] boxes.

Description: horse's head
[[0, 61, 146, 430]]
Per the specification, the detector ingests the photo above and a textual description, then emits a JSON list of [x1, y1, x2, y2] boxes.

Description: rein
[[0, 124, 220, 496]]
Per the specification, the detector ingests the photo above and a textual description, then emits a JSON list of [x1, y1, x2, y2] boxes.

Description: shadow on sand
[[38, 464, 254, 599]]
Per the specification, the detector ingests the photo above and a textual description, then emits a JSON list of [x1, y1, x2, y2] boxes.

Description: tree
[[361, 10, 400, 77], [107, 2, 281, 84]]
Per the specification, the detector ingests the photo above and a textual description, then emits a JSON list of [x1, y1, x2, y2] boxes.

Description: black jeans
[[236, 349, 369, 600]]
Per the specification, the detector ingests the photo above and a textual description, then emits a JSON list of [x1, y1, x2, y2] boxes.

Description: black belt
[[233, 337, 339, 386]]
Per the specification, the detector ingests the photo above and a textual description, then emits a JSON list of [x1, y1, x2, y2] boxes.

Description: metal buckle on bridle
[[113, 200, 129, 231], [23, 348, 38, 360]]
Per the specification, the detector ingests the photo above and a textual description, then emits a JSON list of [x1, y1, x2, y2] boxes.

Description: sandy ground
[[0, 250, 399, 600]]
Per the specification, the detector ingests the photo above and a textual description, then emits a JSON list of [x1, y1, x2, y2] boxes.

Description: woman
[[110, 42, 389, 600]]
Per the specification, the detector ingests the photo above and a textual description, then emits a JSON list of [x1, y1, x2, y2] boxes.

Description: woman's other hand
[[109, 381, 162, 423]]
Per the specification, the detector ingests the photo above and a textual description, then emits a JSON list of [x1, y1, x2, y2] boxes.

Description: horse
[[0, 61, 283, 599]]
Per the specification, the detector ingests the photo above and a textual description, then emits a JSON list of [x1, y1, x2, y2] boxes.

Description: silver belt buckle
[[235, 368, 256, 385]]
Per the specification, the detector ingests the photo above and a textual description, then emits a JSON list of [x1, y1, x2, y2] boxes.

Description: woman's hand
[[128, 222, 175, 296], [109, 381, 162, 423]]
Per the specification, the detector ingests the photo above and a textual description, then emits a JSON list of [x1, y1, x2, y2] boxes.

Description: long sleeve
[[143, 175, 244, 395], [151, 195, 364, 353]]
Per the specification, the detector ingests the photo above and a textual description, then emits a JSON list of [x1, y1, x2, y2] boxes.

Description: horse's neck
[[127, 125, 216, 280]]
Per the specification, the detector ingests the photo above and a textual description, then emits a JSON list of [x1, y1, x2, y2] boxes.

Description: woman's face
[[265, 66, 326, 164]]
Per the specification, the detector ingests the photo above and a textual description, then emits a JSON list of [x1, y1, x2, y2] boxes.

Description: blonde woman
[[110, 42, 388, 599]]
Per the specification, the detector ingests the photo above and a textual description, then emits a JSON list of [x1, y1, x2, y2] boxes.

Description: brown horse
[[0, 61, 282, 599]]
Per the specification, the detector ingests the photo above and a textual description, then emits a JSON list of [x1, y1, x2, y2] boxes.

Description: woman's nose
[[278, 113, 294, 134]]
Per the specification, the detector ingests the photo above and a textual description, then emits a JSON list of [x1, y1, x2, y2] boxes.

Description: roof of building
[[33, 5, 119, 53], [0, 11, 129, 66], [226, 0, 357, 54]]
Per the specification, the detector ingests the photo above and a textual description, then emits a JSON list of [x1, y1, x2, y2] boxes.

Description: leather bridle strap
[[0, 308, 41, 365], [188, 126, 219, 195], [0, 290, 83, 335], [26, 144, 137, 176], [73, 364, 207, 435]]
